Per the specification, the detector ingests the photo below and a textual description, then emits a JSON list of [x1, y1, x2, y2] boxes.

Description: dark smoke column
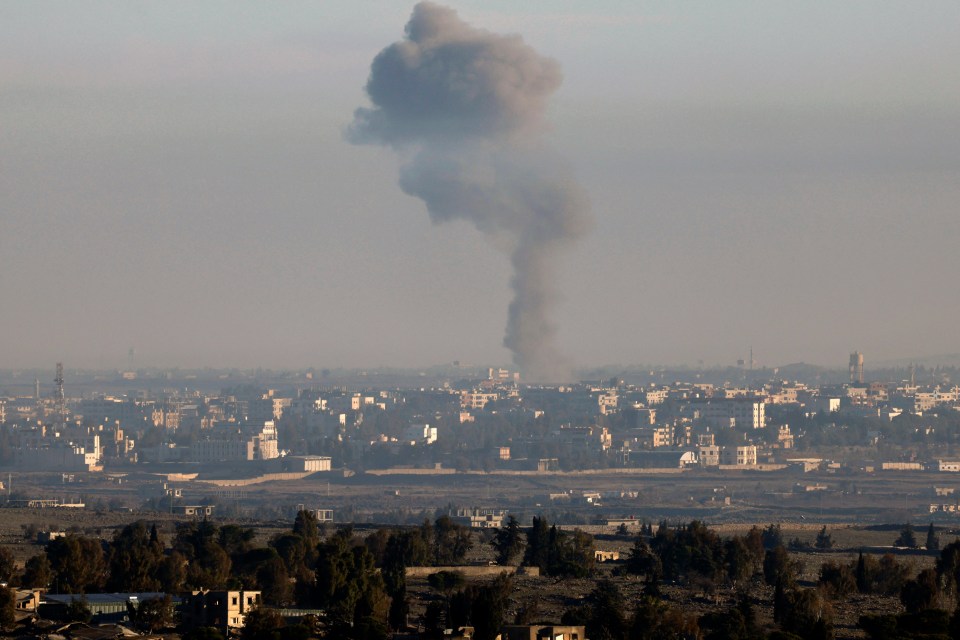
[[348, 2, 589, 381]]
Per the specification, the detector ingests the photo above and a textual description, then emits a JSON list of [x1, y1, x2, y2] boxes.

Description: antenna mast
[[54, 362, 67, 428]]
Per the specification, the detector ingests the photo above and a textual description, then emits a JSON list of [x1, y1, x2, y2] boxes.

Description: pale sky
[[2, 2, 959, 371]]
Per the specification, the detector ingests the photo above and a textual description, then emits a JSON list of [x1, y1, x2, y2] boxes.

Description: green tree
[[625, 534, 661, 578], [107, 521, 164, 591], [21, 553, 52, 589], [815, 527, 834, 550], [725, 536, 754, 587], [860, 610, 950, 640], [271, 533, 308, 574], [629, 596, 699, 640], [875, 554, 911, 596], [0, 587, 15, 628], [560, 529, 596, 577], [64, 596, 92, 623], [523, 516, 550, 571], [649, 520, 724, 585], [256, 555, 293, 607], [427, 571, 465, 595], [157, 551, 188, 593], [46, 535, 107, 593], [388, 528, 432, 568], [174, 519, 218, 556], [926, 523, 940, 551], [127, 595, 173, 633], [364, 529, 391, 566], [773, 576, 788, 624], [762, 523, 784, 549], [380, 532, 409, 631], [293, 510, 320, 550], [780, 588, 834, 640], [855, 552, 869, 593], [937, 539, 960, 596], [491, 516, 524, 565], [699, 608, 748, 640], [819, 560, 856, 598], [240, 606, 285, 640], [470, 574, 512, 640], [314, 529, 389, 634], [0, 547, 16, 585], [218, 524, 256, 558], [423, 600, 446, 638], [895, 523, 918, 549], [584, 579, 626, 640], [764, 545, 799, 587], [190, 543, 232, 590], [527, 522, 595, 578], [900, 568, 940, 614], [744, 526, 765, 566], [433, 516, 472, 565], [173, 520, 232, 589]]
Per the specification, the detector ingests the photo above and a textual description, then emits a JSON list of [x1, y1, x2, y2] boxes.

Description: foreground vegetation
[[2, 514, 960, 639]]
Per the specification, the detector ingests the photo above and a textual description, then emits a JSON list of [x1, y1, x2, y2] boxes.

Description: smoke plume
[[349, 2, 589, 381]]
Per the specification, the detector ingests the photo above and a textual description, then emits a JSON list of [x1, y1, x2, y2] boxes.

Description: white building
[[288, 456, 332, 472], [16, 442, 101, 472], [691, 398, 766, 429], [404, 423, 438, 445], [720, 445, 758, 466], [451, 508, 506, 529], [460, 391, 499, 410], [597, 392, 618, 415], [809, 397, 841, 413]]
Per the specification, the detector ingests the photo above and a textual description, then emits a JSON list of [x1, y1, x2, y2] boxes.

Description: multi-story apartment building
[[597, 392, 618, 415], [460, 391, 499, 410], [720, 445, 758, 466], [190, 421, 278, 463], [181, 590, 261, 632], [689, 398, 766, 429], [15, 431, 102, 472], [699, 444, 721, 466], [644, 388, 669, 406]]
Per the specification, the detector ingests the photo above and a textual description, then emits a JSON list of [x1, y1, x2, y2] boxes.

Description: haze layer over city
[[3, 1, 960, 374]]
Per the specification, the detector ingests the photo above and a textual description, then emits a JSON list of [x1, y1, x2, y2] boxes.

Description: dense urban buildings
[[4, 357, 960, 485]]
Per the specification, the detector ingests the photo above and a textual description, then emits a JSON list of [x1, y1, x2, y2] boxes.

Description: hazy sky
[[2, 2, 959, 371]]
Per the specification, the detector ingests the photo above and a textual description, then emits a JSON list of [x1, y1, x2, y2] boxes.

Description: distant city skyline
[[3, 2, 959, 372]]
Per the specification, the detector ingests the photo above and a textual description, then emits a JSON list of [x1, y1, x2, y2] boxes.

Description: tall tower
[[54, 362, 67, 428], [849, 352, 864, 384]]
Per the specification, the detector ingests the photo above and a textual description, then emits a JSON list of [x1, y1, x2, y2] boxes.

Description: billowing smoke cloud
[[349, 2, 589, 381]]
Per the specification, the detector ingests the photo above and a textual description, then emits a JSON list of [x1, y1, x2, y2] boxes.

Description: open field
[[7, 466, 960, 531]]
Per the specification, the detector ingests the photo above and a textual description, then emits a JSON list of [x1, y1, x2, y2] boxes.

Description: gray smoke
[[349, 2, 589, 381]]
